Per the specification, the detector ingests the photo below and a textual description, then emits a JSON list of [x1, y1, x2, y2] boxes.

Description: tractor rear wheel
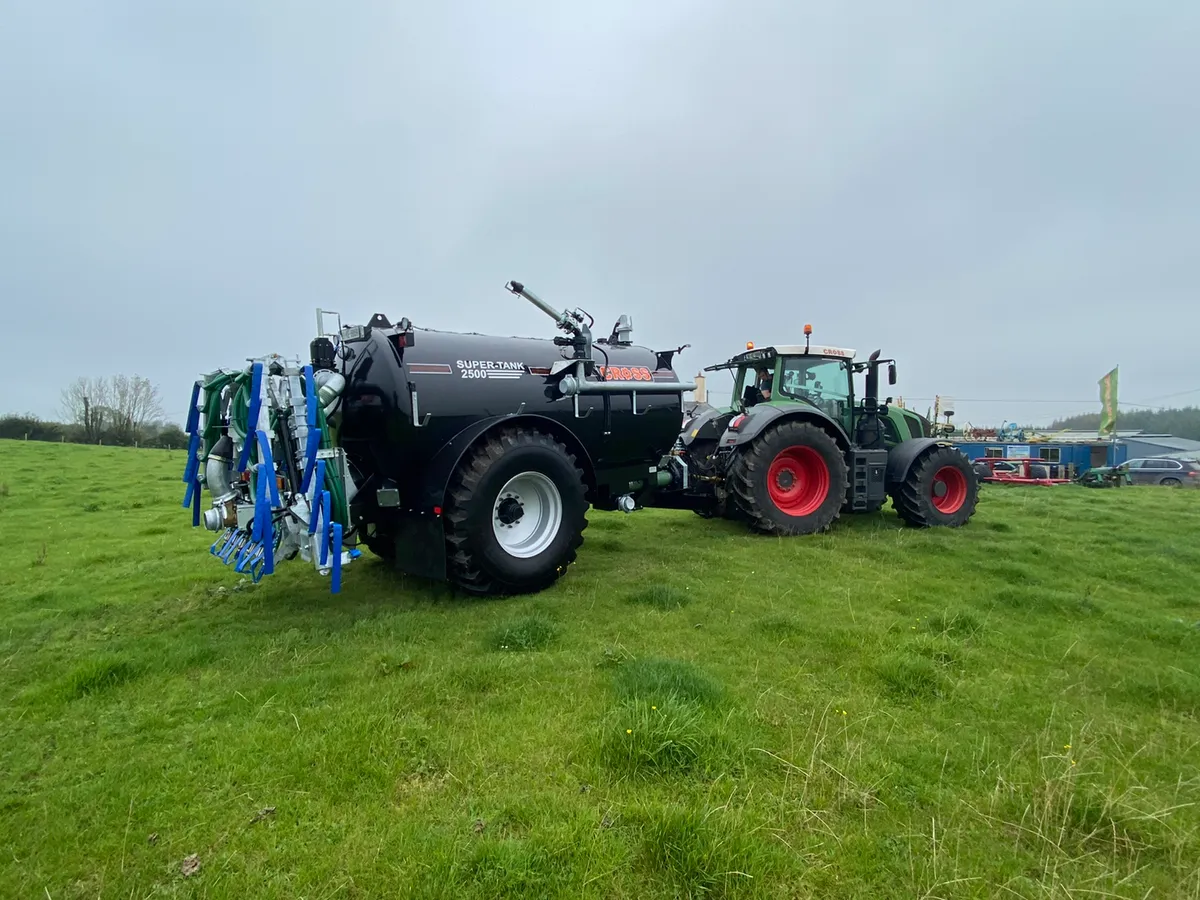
[[890, 447, 979, 527], [443, 428, 588, 594], [729, 421, 847, 535]]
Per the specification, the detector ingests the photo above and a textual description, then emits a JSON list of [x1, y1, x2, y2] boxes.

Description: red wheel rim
[[767, 446, 830, 516], [931, 465, 968, 513]]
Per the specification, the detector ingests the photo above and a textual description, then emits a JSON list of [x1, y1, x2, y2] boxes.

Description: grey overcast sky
[[2, 1, 1198, 428]]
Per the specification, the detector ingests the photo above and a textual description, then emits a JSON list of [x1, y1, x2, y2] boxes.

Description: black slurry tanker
[[181, 279, 978, 596], [181, 281, 695, 594]]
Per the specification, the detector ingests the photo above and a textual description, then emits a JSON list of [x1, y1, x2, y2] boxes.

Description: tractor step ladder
[[848, 449, 888, 511]]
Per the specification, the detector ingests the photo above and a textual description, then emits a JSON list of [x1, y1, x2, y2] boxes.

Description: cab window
[[735, 362, 777, 407], [778, 357, 851, 417]]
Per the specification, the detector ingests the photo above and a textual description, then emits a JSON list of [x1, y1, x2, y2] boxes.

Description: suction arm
[[506, 280, 582, 335]]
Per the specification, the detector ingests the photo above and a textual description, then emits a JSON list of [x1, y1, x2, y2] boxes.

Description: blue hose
[[308, 460, 327, 535], [318, 490, 332, 567], [300, 365, 321, 492], [254, 429, 282, 508], [331, 523, 343, 593], [185, 381, 201, 435]]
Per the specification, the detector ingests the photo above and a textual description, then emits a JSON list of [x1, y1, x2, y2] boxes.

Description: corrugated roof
[[1127, 436, 1200, 453]]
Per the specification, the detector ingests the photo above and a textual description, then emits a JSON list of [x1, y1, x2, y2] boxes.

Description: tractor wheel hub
[[932, 481, 948, 498], [496, 495, 524, 526], [776, 470, 795, 490]]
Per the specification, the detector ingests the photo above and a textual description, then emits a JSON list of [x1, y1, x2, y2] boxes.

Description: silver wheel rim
[[492, 472, 562, 558]]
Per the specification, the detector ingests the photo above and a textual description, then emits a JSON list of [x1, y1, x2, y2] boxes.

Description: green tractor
[[647, 329, 980, 534]]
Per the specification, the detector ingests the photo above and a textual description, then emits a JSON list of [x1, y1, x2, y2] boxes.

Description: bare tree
[[60, 376, 112, 443], [60, 375, 163, 444], [109, 375, 164, 443]]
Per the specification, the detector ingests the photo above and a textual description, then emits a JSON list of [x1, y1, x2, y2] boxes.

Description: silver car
[[1119, 457, 1200, 486]]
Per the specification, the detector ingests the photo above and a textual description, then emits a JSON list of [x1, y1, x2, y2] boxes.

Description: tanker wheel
[[443, 428, 588, 595], [890, 447, 979, 528], [729, 421, 848, 535]]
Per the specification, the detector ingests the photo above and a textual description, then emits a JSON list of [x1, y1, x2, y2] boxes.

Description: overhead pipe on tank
[[505, 280, 585, 335]]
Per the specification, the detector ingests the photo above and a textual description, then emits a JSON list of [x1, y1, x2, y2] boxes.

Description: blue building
[[951, 432, 1127, 477]]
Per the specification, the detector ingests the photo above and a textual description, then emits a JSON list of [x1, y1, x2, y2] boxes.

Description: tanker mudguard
[[418, 414, 597, 511], [884, 437, 945, 487], [719, 404, 850, 449]]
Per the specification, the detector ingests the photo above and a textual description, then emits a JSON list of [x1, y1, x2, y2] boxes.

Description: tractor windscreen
[[778, 357, 851, 416]]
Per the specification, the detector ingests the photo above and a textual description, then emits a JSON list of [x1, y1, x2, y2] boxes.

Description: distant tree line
[[0, 375, 186, 449], [1047, 406, 1200, 440]]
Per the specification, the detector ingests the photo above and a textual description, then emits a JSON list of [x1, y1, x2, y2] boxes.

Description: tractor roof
[[704, 344, 856, 371]]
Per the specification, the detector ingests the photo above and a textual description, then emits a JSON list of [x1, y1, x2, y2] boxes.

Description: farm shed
[[1121, 434, 1200, 461]]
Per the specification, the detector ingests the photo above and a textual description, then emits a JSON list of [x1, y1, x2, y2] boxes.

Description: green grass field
[[2, 439, 1199, 899]]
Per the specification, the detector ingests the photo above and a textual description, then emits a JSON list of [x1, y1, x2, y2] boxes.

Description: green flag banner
[[1098, 366, 1118, 437]]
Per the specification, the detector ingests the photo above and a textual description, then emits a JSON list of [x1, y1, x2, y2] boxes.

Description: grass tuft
[[66, 655, 141, 698], [753, 613, 804, 637], [640, 805, 761, 898], [488, 614, 559, 652], [611, 657, 724, 708], [599, 698, 731, 776], [875, 652, 943, 699], [626, 583, 691, 610], [927, 608, 982, 637]]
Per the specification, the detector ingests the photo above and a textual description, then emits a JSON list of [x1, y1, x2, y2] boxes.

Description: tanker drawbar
[[180, 281, 695, 594]]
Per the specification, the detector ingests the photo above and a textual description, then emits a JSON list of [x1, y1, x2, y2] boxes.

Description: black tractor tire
[[890, 447, 979, 528], [729, 421, 848, 535], [443, 428, 588, 595]]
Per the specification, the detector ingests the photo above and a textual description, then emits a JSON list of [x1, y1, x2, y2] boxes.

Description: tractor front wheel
[[890, 447, 979, 527], [729, 421, 848, 535], [443, 428, 589, 594]]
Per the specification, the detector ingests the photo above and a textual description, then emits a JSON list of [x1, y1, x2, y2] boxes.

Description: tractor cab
[[707, 325, 899, 443]]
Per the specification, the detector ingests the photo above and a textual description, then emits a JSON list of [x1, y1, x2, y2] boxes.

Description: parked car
[[1118, 457, 1200, 486]]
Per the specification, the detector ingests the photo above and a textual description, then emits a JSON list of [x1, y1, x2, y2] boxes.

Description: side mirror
[[888, 363, 897, 385]]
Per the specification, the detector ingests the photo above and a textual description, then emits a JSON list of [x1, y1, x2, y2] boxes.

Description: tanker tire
[[444, 428, 588, 595], [890, 447, 979, 528], [729, 421, 848, 536]]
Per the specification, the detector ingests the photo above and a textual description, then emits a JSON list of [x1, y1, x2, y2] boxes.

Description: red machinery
[[975, 457, 1072, 485]]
